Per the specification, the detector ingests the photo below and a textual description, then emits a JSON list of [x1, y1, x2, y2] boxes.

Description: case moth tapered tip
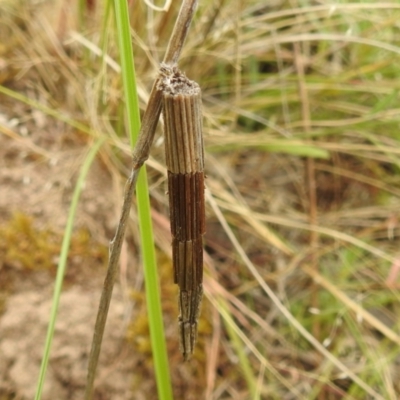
[[178, 286, 203, 360], [179, 320, 198, 361]]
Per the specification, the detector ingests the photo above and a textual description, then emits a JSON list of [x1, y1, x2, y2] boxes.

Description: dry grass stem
[[206, 191, 385, 400], [303, 266, 400, 346], [3, 1, 400, 398], [85, 0, 198, 397], [132, 0, 199, 169], [294, 42, 320, 339]]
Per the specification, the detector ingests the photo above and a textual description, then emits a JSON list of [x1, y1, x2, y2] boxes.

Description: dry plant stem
[[303, 265, 400, 346], [85, 1, 198, 398], [294, 43, 320, 339], [84, 170, 138, 400], [132, 0, 199, 169], [206, 191, 385, 400], [159, 64, 205, 360]]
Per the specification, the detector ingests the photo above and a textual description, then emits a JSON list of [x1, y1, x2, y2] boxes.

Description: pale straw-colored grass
[[1, 0, 400, 398]]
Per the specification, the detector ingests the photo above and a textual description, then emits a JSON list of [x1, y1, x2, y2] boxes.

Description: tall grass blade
[[34, 138, 105, 400], [112, 1, 173, 399]]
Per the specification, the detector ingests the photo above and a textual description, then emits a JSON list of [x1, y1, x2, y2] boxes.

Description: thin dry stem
[[85, 169, 138, 400], [85, 0, 198, 398], [132, 0, 199, 169], [206, 190, 385, 400], [303, 265, 400, 346], [294, 42, 320, 339]]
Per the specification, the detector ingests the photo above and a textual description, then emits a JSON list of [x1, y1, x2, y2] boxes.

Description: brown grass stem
[[294, 42, 320, 340], [85, 0, 198, 398], [132, 0, 199, 169], [206, 190, 385, 400]]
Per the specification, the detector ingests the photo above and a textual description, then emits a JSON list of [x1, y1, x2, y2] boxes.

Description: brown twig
[[84, 1, 198, 398], [132, 0, 199, 169], [293, 43, 320, 340]]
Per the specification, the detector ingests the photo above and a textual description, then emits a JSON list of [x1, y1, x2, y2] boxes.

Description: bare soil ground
[[2, 1, 400, 399], [0, 88, 138, 398], [0, 80, 211, 400]]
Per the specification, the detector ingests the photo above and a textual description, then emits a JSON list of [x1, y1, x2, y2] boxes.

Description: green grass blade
[[219, 299, 257, 398], [113, 1, 173, 399], [0, 85, 92, 135], [34, 138, 105, 400]]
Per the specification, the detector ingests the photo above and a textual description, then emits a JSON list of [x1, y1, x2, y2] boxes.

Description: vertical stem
[[132, 0, 199, 169], [233, 0, 242, 126], [293, 43, 320, 339], [35, 138, 105, 400], [85, 1, 199, 399]]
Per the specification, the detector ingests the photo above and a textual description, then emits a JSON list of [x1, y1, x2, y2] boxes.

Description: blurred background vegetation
[[1, 0, 400, 399]]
